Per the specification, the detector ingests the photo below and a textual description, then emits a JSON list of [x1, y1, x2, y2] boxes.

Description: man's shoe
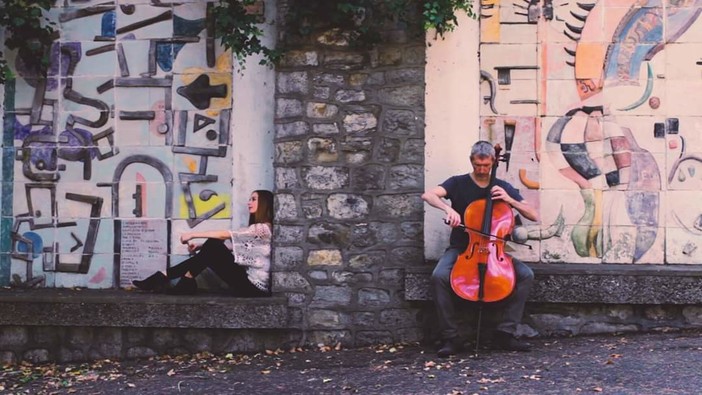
[[437, 338, 464, 357], [132, 271, 168, 292], [493, 330, 531, 352]]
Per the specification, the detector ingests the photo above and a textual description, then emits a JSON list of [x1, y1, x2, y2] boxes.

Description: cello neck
[[480, 144, 503, 233]]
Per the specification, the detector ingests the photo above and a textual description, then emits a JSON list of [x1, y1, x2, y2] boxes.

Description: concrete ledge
[[0, 289, 289, 329], [405, 264, 702, 304]]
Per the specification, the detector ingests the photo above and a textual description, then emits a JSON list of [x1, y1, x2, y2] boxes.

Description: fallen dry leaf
[[478, 377, 505, 384]]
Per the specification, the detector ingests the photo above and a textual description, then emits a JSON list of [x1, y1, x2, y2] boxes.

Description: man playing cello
[[421, 140, 539, 357]]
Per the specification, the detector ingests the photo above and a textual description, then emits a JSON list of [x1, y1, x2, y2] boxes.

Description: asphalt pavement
[[2, 329, 701, 394]]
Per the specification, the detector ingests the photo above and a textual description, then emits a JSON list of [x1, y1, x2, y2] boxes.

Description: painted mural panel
[[479, 0, 702, 264], [1, 1, 235, 288]]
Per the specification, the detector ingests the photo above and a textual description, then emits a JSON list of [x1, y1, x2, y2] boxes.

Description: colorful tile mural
[[1, 1, 234, 288], [479, 0, 702, 264]]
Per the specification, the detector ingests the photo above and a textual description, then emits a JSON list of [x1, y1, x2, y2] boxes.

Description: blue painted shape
[[665, 5, 702, 42], [604, 8, 662, 81], [605, 5, 702, 82], [58, 128, 99, 159], [156, 42, 177, 72], [546, 115, 571, 144], [561, 143, 602, 180], [169, 15, 206, 69], [101, 11, 116, 37], [626, 191, 659, 227], [22, 129, 58, 171], [157, 17, 205, 71], [17, 232, 43, 259], [605, 43, 660, 83], [634, 226, 657, 262], [12, 117, 32, 141], [174, 15, 206, 37], [46, 43, 61, 92], [1, 80, 16, 286]]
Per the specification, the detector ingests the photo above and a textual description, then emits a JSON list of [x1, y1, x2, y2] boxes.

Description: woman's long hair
[[249, 190, 274, 225]]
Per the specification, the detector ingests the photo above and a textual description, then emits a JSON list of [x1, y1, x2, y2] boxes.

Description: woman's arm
[[229, 223, 272, 239], [180, 230, 232, 244]]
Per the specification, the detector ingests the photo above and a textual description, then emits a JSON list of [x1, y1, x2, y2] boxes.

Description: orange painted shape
[[480, 0, 501, 43], [574, 42, 606, 81], [576, 79, 603, 101], [518, 168, 540, 189]]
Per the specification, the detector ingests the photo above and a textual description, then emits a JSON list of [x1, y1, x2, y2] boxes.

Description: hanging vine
[[212, 0, 282, 67], [0, 0, 56, 84], [422, 0, 475, 35], [0, 0, 475, 84], [281, 0, 475, 46]]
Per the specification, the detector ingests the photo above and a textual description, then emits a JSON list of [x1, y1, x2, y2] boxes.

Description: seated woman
[[133, 190, 274, 296]]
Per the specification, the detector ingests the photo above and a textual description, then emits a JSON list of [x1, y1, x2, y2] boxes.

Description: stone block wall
[[0, 326, 297, 365], [272, 4, 427, 347], [418, 302, 702, 344]]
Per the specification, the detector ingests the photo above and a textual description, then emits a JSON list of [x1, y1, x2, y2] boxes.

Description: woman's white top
[[228, 223, 272, 291]]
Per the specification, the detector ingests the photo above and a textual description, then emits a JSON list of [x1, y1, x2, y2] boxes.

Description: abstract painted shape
[[16, 232, 43, 259], [58, 128, 99, 160], [101, 11, 117, 37], [89, 267, 108, 284], [156, 42, 179, 72], [626, 191, 658, 261], [176, 74, 228, 110], [561, 143, 602, 180], [571, 188, 602, 258], [69, 232, 84, 253], [617, 63, 654, 111], [604, 6, 662, 83], [155, 15, 206, 72], [193, 114, 216, 132]]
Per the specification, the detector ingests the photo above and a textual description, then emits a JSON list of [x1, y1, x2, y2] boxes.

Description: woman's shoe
[[132, 271, 168, 292], [167, 276, 197, 295]]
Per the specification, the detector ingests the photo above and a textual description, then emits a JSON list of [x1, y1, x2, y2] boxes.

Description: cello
[[449, 144, 516, 352]]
